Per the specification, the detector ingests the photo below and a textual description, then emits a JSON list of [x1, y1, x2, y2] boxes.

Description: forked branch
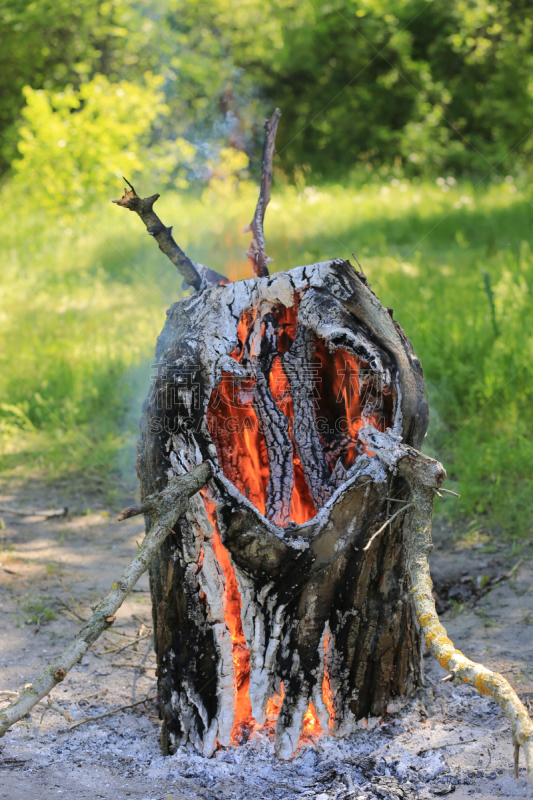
[[244, 108, 281, 278], [360, 426, 533, 786], [113, 180, 227, 291], [0, 462, 212, 737]]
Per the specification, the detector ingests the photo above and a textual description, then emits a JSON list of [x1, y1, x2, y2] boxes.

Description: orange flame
[[200, 301, 395, 748], [207, 374, 269, 516], [322, 630, 335, 731], [314, 341, 389, 469], [199, 500, 338, 750], [301, 702, 323, 739], [203, 496, 256, 744]]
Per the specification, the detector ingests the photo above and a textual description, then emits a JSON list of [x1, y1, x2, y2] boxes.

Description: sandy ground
[[1, 484, 533, 800]]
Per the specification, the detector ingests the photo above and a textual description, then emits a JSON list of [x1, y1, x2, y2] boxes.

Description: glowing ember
[[262, 684, 285, 734], [301, 703, 323, 739], [313, 341, 390, 470]]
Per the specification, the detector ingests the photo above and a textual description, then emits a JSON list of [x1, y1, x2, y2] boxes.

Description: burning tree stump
[[116, 111, 427, 759], [136, 258, 428, 758]]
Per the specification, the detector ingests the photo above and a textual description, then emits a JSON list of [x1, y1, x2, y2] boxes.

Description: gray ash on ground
[[1, 662, 531, 800], [2, 494, 533, 799]]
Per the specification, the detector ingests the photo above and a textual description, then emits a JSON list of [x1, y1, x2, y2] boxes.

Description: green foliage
[[4, 1, 533, 180], [0, 0, 167, 172], [1, 177, 532, 539], [140, 0, 533, 178], [13, 74, 195, 209]]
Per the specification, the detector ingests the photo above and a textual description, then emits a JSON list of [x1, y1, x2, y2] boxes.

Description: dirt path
[[1, 486, 533, 800]]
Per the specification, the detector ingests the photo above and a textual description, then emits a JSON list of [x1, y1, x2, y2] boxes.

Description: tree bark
[[137, 258, 428, 758]]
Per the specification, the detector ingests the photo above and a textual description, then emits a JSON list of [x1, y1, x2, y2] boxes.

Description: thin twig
[[66, 693, 155, 732], [384, 497, 411, 504], [38, 696, 73, 725], [77, 688, 109, 703], [58, 579, 86, 621], [112, 181, 226, 291], [363, 503, 414, 552], [351, 252, 368, 281], [244, 108, 281, 278], [418, 738, 480, 755], [57, 604, 86, 624], [110, 660, 155, 672], [99, 631, 152, 656]]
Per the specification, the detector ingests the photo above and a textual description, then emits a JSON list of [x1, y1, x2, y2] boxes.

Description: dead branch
[[0, 506, 67, 518], [117, 502, 148, 521], [112, 179, 227, 291], [0, 462, 212, 738], [244, 108, 281, 277], [360, 426, 533, 786]]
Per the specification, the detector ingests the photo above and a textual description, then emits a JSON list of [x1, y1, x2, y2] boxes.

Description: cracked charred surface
[[137, 259, 428, 759]]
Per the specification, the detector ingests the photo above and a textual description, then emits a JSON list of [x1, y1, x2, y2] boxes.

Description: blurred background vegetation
[[0, 0, 532, 544]]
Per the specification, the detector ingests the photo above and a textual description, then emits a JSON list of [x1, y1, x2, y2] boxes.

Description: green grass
[[0, 177, 532, 537]]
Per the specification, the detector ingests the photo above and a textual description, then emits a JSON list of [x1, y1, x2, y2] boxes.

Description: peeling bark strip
[[243, 108, 281, 277], [0, 463, 211, 738], [113, 179, 226, 290], [361, 427, 533, 787], [138, 259, 428, 758]]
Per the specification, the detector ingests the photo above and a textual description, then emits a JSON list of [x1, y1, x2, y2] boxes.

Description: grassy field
[[1, 178, 532, 540]]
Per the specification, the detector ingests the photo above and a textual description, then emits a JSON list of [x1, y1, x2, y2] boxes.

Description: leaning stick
[[0, 462, 212, 737], [244, 108, 281, 278], [360, 426, 533, 786], [113, 180, 226, 290]]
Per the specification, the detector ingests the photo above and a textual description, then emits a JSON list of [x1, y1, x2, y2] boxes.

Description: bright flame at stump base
[[205, 496, 256, 744], [301, 703, 323, 740], [203, 495, 330, 750]]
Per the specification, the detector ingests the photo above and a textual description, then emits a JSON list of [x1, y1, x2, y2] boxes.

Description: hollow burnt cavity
[[207, 296, 395, 526], [138, 259, 428, 759]]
